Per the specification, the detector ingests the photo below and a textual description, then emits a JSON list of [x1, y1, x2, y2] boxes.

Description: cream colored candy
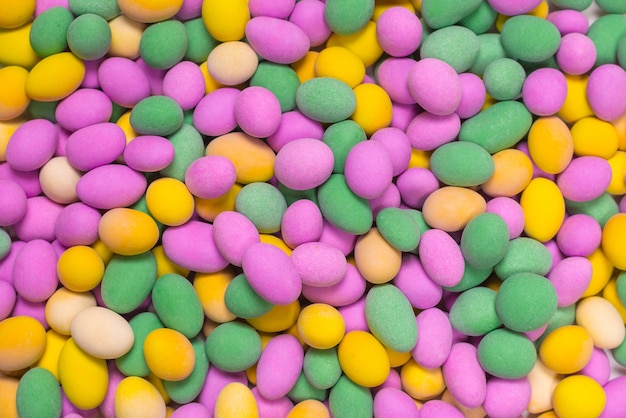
[[576, 296, 626, 349], [527, 358, 561, 414], [70, 306, 134, 359], [108, 15, 146, 59], [39, 156, 82, 204], [206, 41, 259, 86], [45, 287, 97, 335]]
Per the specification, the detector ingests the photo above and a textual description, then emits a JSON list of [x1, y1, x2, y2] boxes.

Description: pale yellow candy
[[45, 287, 97, 335], [39, 156, 82, 204], [26, 52, 85, 102], [214, 382, 259, 418], [0, 23, 39, 69], [0, 316, 46, 372], [193, 268, 237, 323], [70, 306, 135, 359], [35, 329, 68, 380], [527, 359, 560, 414], [117, 0, 183, 23], [0, 66, 30, 121], [108, 15, 146, 59], [520, 177, 565, 242], [576, 296, 625, 349], [354, 227, 401, 284], [207, 41, 258, 86], [0, 376, 19, 418], [400, 358, 445, 401], [115, 376, 166, 418], [146, 177, 195, 226], [58, 338, 108, 410]]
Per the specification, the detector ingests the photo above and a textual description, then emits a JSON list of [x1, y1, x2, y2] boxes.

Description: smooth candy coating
[[365, 284, 417, 352], [55, 89, 113, 132], [97, 57, 151, 107], [354, 228, 401, 284], [245, 16, 309, 64], [301, 263, 366, 308], [205, 322, 261, 372], [430, 141, 494, 187], [321, 120, 365, 173], [456, 72, 486, 119], [376, 7, 421, 57], [6, 119, 58, 172], [224, 273, 272, 319], [11, 196, 63, 242], [552, 375, 606, 418], [407, 58, 462, 116], [303, 347, 342, 390], [116, 0, 183, 23], [556, 33, 596, 76], [98, 208, 159, 256], [547, 9, 589, 35], [400, 359, 446, 400], [527, 116, 573, 175], [413, 308, 452, 368], [450, 287, 502, 336], [548, 257, 593, 307], [69, 306, 133, 360], [376, 207, 420, 252], [420, 25, 480, 73], [419, 228, 465, 287], [477, 329, 537, 379], [65, 123, 125, 171], [500, 15, 561, 62], [324, 0, 373, 36], [0, 179, 27, 226], [523, 68, 568, 117], [124, 135, 175, 173], [16, 367, 62, 418], [115, 376, 166, 418], [116, 312, 163, 377], [54, 203, 100, 247], [350, 83, 393, 136], [482, 148, 533, 197], [443, 342, 486, 408], [557, 156, 612, 202], [192, 88, 239, 136], [206, 41, 258, 86], [77, 164, 146, 209], [151, 272, 204, 339], [183, 17, 217, 63], [344, 139, 393, 199], [162, 60, 206, 111], [602, 376, 626, 418], [288, 0, 330, 48], [539, 325, 593, 374], [235, 182, 287, 234], [58, 338, 108, 410], [212, 211, 260, 267], [602, 213, 626, 270], [215, 382, 259, 418], [0, 66, 30, 121], [144, 328, 195, 381], [0, 0, 35, 28], [291, 242, 347, 287], [56, 245, 103, 293], [483, 377, 532, 418], [373, 387, 419, 418], [101, 252, 156, 314], [256, 334, 303, 400], [12, 239, 57, 303], [422, 186, 486, 232], [251, 62, 300, 112], [139, 19, 188, 70], [67, 13, 111, 60], [0, 315, 46, 371], [576, 296, 626, 349], [281, 199, 323, 249], [146, 177, 194, 226], [461, 212, 510, 269], [337, 331, 390, 388], [587, 64, 626, 122], [571, 117, 619, 159], [315, 46, 365, 88], [130, 95, 183, 136], [376, 58, 416, 105], [420, 0, 482, 29], [234, 86, 282, 138], [37, 156, 81, 204], [201, 0, 249, 42], [482, 58, 525, 101], [520, 177, 565, 242], [296, 77, 356, 124], [587, 14, 626, 68], [556, 214, 601, 257], [193, 270, 236, 324], [370, 127, 411, 176], [318, 174, 373, 235], [45, 288, 97, 335], [419, 400, 464, 418], [407, 111, 462, 152]]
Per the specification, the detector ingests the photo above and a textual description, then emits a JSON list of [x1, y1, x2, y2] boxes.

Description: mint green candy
[[500, 15, 561, 63], [116, 312, 163, 377], [251, 62, 301, 112], [164, 337, 209, 403], [160, 123, 204, 181], [152, 273, 204, 338], [495, 272, 557, 332], [469, 33, 507, 76], [565, 193, 619, 227], [587, 14, 626, 67], [68, 0, 120, 19], [477, 329, 536, 379], [420, 25, 480, 73], [322, 120, 366, 173], [461, 212, 510, 269], [278, 183, 318, 206], [551, 0, 592, 10], [429, 141, 494, 187], [16, 368, 62, 418], [303, 347, 342, 390], [494, 237, 552, 280], [140, 20, 189, 70], [101, 252, 157, 314], [365, 284, 418, 352], [0, 228, 10, 259], [329, 375, 373, 418], [324, 0, 374, 35], [318, 174, 372, 235], [235, 182, 287, 234], [483, 58, 526, 101], [421, 0, 482, 29], [617, 271, 626, 306], [376, 207, 420, 252], [612, 330, 626, 367], [67, 13, 112, 60], [449, 287, 501, 336], [618, 36, 626, 71], [459, 100, 532, 154], [459, 1, 497, 35], [405, 209, 431, 236], [130, 95, 183, 136], [205, 322, 262, 372], [29, 7, 73, 57], [184, 18, 218, 63], [443, 261, 492, 292], [288, 371, 327, 402], [224, 273, 273, 319], [597, 0, 626, 13], [296, 77, 356, 124], [535, 305, 576, 347]]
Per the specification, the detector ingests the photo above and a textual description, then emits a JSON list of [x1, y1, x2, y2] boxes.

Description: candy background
[[2, 0, 626, 417]]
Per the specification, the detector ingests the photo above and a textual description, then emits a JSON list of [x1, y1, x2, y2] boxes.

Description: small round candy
[[482, 58, 525, 101], [184, 155, 236, 199], [205, 322, 261, 372], [67, 13, 112, 60], [274, 138, 334, 191], [144, 328, 195, 381], [234, 86, 282, 138], [0, 179, 27, 226], [552, 375, 606, 418], [315, 46, 365, 88], [376, 7, 421, 57], [139, 19, 188, 70], [297, 303, 345, 349], [556, 33, 597, 76], [207, 41, 258, 86], [522, 68, 567, 117], [407, 58, 462, 116], [338, 330, 390, 388], [117, 0, 184, 23], [57, 245, 104, 292], [477, 328, 537, 379]]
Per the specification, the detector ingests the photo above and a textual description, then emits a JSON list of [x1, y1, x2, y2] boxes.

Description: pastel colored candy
[[66, 123, 126, 171], [76, 164, 147, 209], [123, 135, 175, 173], [69, 306, 134, 359], [245, 16, 310, 64], [256, 333, 303, 400], [274, 138, 334, 191], [6, 119, 58, 172]]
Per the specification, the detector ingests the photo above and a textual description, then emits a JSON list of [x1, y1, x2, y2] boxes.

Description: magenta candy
[[245, 16, 310, 64], [556, 214, 602, 257], [376, 7, 422, 57], [483, 377, 531, 418], [580, 347, 611, 386], [376, 58, 417, 105], [456, 73, 487, 119], [66, 123, 127, 171], [123, 135, 175, 173], [175, 0, 203, 20], [525, 323, 549, 342], [406, 111, 461, 151], [61, 391, 99, 418], [392, 254, 443, 309], [557, 156, 612, 202], [522, 68, 567, 116], [487, 0, 541, 15], [407, 58, 463, 116], [373, 387, 420, 418], [212, 211, 260, 267], [413, 308, 452, 369], [318, 219, 357, 256], [0, 280, 16, 320], [288, 0, 331, 47], [281, 199, 324, 248], [170, 403, 211, 418], [55, 88, 113, 132], [0, 179, 27, 226], [0, 241, 25, 283], [0, 164, 42, 197], [241, 242, 302, 305], [291, 241, 347, 287], [12, 239, 58, 303], [185, 155, 237, 199], [370, 127, 411, 177], [547, 256, 592, 307], [197, 367, 247, 416], [600, 376, 626, 418], [234, 86, 282, 138], [162, 221, 229, 273], [251, 388, 294, 418], [266, 110, 324, 152], [98, 57, 151, 107], [556, 33, 597, 75], [248, 0, 295, 18], [419, 400, 464, 418], [301, 263, 366, 307], [370, 184, 401, 217], [192, 87, 240, 137], [35, 0, 69, 16], [390, 102, 419, 131], [54, 202, 101, 247], [274, 138, 334, 191], [76, 164, 147, 209], [12, 297, 48, 328], [12, 196, 64, 242], [81, 58, 102, 89], [136, 58, 165, 95], [6, 119, 58, 172], [486, 196, 526, 239], [338, 297, 368, 333], [344, 140, 393, 200], [374, 368, 402, 394], [443, 342, 486, 408], [162, 61, 206, 111], [419, 229, 465, 287], [256, 334, 303, 400], [547, 9, 589, 35], [587, 64, 626, 121]]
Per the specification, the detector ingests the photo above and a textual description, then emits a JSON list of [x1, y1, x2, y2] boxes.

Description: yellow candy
[[520, 177, 565, 242], [214, 382, 259, 418], [0, 316, 46, 372], [58, 338, 108, 410], [201, 0, 250, 42], [400, 359, 446, 401], [92, 238, 115, 265], [385, 346, 412, 368], [354, 227, 402, 284], [144, 328, 195, 381], [0, 66, 29, 121], [552, 375, 606, 418], [422, 186, 486, 232], [287, 399, 330, 418], [98, 208, 160, 256], [538, 412, 558, 418], [247, 300, 301, 333], [297, 303, 345, 349], [576, 296, 625, 349], [527, 116, 574, 175], [582, 247, 614, 298], [612, 111, 626, 151], [259, 234, 293, 256], [0, 23, 39, 68], [45, 287, 97, 335], [194, 268, 237, 323], [571, 117, 619, 159], [199, 61, 223, 94], [26, 52, 85, 102], [152, 245, 189, 278], [146, 373, 171, 405], [57, 245, 105, 292], [115, 376, 166, 418], [108, 15, 146, 59], [527, 359, 560, 414], [606, 151, 626, 195], [338, 331, 390, 387], [116, 111, 138, 144], [351, 83, 393, 136], [602, 213, 626, 270], [0, 376, 19, 418], [0, 0, 35, 29], [117, 0, 184, 23], [315, 46, 366, 88], [539, 325, 593, 374], [195, 183, 242, 222], [146, 177, 195, 226], [327, 21, 384, 67], [602, 278, 626, 323], [372, 0, 415, 21], [206, 132, 275, 184], [408, 148, 430, 169], [557, 74, 594, 124], [35, 329, 69, 380], [482, 148, 533, 197], [291, 51, 319, 84], [441, 389, 487, 418]]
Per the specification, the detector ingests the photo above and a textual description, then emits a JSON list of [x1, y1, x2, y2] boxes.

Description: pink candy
[[76, 164, 147, 209], [234, 86, 282, 138], [413, 308, 453, 368], [587, 64, 626, 121], [522, 68, 568, 116], [123, 135, 176, 173], [419, 229, 465, 287], [344, 140, 394, 199], [547, 256, 593, 307], [212, 211, 260, 267], [98, 57, 151, 107], [5, 119, 58, 172], [281, 199, 324, 248], [376, 7, 422, 58], [274, 138, 334, 190], [373, 387, 420, 418], [255, 333, 303, 400], [557, 156, 612, 202], [162, 221, 229, 273], [245, 16, 310, 64], [0, 179, 27, 226], [443, 343, 486, 408], [185, 156, 237, 199], [13, 239, 58, 303], [291, 241, 347, 287], [66, 123, 126, 171], [407, 58, 462, 116], [163, 61, 206, 111]]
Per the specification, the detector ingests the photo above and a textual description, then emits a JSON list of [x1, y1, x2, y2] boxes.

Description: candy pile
[[2, 0, 626, 417]]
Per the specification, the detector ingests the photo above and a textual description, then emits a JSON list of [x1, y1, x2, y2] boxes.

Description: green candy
[[205, 322, 262, 373], [405, 209, 431, 236], [16, 368, 62, 418], [495, 272, 558, 332], [322, 120, 366, 174], [29, 7, 74, 57], [597, 0, 626, 13], [376, 207, 420, 252], [565, 193, 619, 228], [420, 0, 482, 30], [459, 1, 497, 35], [443, 261, 492, 292], [184, 18, 218, 63], [140, 20, 189, 70], [164, 337, 209, 404], [429, 141, 494, 187], [535, 305, 576, 347], [483, 58, 526, 101], [420, 25, 480, 73], [494, 237, 552, 280], [152, 273, 204, 339], [550, 0, 592, 10], [461, 212, 510, 269], [329, 375, 373, 418], [278, 183, 318, 206], [224, 273, 273, 319], [116, 312, 163, 377], [288, 371, 327, 402], [612, 330, 626, 367], [318, 174, 373, 235], [303, 348, 342, 390], [617, 271, 626, 306], [101, 252, 157, 314], [449, 287, 501, 336], [500, 15, 561, 63], [618, 36, 626, 71], [365, 284, 418, 352], [27, 100, 58, 122], [109, 102, 127, 123], [323, 0, 374, 35], [250, 62, 301, 112], [587, 14, 626, 68], [130, 95, 184, 136], [68, 0, 120, 19], [459, 100, 532, 154], [469, 33, 507, 76], [235, 182, 287, 234], [296, 77, 356, 124], [66, 13, 112, 60], [160, 123, 205, 181], [477, 328, 537, 379], [0, 228, 10, 259]]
